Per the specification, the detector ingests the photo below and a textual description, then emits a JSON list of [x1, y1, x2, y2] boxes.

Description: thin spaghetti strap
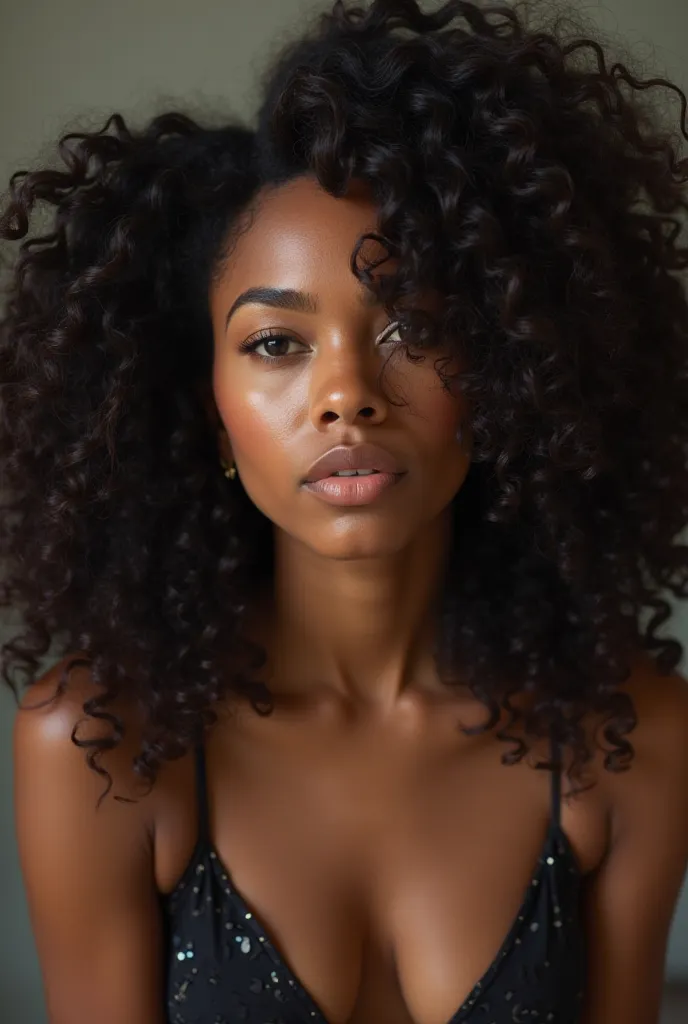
[[550, 734, 562, 828], [194, 741, 211, 842]]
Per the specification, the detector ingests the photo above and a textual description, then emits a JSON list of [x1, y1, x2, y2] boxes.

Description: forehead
[[216, 175, 390, 297]]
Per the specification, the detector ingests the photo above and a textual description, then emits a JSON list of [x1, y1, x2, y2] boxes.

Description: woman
[[2, 0, 688, 1021]]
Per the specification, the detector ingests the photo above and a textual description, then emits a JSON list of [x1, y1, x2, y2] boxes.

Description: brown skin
[[206, 174, 471, 711], [13, 174, 688, 1024]]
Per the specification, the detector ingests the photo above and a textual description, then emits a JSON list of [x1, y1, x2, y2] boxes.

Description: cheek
[[212, 366, 299, 474], [400, 364, 466, 450]]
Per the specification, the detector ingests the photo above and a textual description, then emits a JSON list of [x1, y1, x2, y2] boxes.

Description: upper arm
[[580, 664, 688, 1024], [13, 657, 166, 1024]]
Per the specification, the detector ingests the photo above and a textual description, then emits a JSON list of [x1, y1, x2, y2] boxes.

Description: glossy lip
[[303, 471, 401, 506], [302, 443, 405, 484]]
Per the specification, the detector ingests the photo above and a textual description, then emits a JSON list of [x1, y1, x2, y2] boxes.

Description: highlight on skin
[[1, 0, 688, 800]]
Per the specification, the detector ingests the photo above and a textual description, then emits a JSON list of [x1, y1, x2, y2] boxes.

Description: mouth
[[302, 468, 404, 506], [301, 443, 406, 506], [326, 469, 380, 478], [303, 443, 404, 484]]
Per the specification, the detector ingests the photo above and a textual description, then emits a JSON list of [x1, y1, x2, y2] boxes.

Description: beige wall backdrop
[[1, 1, 687, 1021]]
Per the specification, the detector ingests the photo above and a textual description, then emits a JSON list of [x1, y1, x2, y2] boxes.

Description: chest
[[158, 707, 598, 1024]]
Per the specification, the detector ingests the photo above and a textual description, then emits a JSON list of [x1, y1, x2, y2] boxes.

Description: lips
[[303, 443, 404, 483]]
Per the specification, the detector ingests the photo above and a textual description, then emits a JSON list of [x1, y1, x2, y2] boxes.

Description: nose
[[308, 343, 389, 429]]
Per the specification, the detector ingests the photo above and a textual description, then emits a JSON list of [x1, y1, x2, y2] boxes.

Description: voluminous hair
[[2, 0, 688, 797]]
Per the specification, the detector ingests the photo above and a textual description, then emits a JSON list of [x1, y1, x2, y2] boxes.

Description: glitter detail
[[161, 747, 585, 1022]]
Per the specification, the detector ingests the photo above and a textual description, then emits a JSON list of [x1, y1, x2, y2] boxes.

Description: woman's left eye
[[377, 321, 404, 345]]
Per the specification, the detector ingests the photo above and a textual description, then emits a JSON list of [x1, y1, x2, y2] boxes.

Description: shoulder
[[13, 650, 154, 808], [585, 650, 688, 902], [610, 651, 688, 782], [13, 653, 172, 1023], [589, 651, 688, 815], [575, 655, 688, 1021], [626, 649, 688, 727]]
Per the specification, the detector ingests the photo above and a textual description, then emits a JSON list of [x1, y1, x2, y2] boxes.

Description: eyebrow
[[224, 285, 381, 331]]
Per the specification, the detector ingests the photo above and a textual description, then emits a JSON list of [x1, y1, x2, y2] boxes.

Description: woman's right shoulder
[[13, 652, 174, 1023], [13, 650, 155, 809], [16, 650, 105, 740]]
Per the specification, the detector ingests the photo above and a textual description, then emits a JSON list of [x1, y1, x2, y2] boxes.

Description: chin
[[308, 524, 413, 561]]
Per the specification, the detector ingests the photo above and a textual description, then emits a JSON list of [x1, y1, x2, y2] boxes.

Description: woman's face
[[207, 173, 472, 559]]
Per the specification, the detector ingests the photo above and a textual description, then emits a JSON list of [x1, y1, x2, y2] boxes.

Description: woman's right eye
[[240, 332, 304, 360]]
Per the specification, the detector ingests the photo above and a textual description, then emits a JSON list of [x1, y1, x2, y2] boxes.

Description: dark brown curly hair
[[2, 0, 688, 798]]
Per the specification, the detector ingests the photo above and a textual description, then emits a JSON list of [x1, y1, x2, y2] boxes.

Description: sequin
[[174, 979, 191, 1003], [161, 740, 586, 1023]]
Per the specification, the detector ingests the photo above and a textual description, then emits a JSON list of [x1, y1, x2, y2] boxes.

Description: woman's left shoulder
[[572, 653, 688, 1022], [594, 650, 688, 822], [620, 651, 688, 770], [569, 657, 688, 1021]]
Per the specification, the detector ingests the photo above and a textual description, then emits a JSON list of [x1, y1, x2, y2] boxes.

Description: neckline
[[162, 819, 581, 1024]]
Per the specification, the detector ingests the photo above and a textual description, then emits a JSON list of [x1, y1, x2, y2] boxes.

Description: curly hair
[[2, 0, 688, 799]]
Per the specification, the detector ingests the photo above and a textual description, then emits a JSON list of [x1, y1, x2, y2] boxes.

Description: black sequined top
[[160, 737, 587, 1023]]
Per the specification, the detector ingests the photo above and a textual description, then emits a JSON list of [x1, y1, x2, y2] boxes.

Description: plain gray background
[[1, 1, 687, 1021]]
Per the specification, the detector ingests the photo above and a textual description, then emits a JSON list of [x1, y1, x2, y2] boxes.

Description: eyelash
[[238, 321, 403, 364]]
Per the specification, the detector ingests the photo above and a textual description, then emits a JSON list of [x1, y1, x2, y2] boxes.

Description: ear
[[195, 378, 219, 427], [195, 379, 232, 462]]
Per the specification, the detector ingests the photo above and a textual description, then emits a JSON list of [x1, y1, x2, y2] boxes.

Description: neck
[[252, 508, 455, 712]]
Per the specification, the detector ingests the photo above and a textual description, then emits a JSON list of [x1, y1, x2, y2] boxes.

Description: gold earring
[[220, 457, 236, 480]]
